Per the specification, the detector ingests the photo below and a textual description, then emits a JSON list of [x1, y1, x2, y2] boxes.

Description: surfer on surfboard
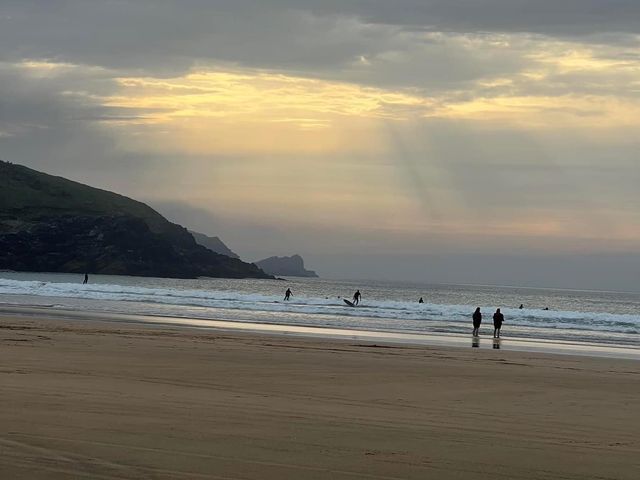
[[352, 290, 361, 306]]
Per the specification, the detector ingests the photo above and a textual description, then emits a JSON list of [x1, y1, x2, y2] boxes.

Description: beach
[[1, 311, 639, 479]]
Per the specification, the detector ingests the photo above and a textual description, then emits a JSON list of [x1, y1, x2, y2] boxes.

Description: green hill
[[0, 160, 272, 279], [1, 161, 171, 234]]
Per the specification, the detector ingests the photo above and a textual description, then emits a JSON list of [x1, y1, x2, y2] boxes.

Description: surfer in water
[[353, 290, 361, 306], [284, 288, 292, 301], [83, 273, 89, 285], [419, 297, 424, 304], [493, 308, 504, 338], [472, 307, 482, 337]]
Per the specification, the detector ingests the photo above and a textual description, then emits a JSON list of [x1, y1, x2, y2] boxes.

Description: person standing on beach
[[284, 288, 292, 301], [83, 273, 89, 285], [472, 307, 482, 337], [353, 290, 361, 305], [493, 308, 504, 338]]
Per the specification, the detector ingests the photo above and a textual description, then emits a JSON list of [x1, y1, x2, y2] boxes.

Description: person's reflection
[[472, 337, 480, 348], [493, 338, 501, 349]]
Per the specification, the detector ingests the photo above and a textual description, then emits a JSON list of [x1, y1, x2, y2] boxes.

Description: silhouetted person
[[472, 307, 482, 337], [83, 273, 88, 285], [284, 288, 292, 301], [418, 297, 424, 304], [493, 308, 504, 338], [543, 307, 549, 310], [353, 290, 361, 305], [519, 304, 524, 309]]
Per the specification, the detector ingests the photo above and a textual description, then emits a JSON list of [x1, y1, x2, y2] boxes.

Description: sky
[[1, 1, 639, 290]]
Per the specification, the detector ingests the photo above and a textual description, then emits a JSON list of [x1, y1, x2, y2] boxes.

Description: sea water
[[1, 271, 639, 347]]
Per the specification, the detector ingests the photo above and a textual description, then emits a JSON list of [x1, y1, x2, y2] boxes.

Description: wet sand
[[1, 313, 639, 479]]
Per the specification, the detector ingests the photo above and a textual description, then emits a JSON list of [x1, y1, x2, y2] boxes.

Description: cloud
[[281, 0, 640, 37], [2, 53, 639, 247], [0, 60, 163, 191], [2, 1, 638, 80]]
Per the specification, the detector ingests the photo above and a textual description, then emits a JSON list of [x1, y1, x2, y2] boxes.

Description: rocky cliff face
[[0, 161, 272, 279], [190, 231, 240, 259], [255, 254, 318, 278]]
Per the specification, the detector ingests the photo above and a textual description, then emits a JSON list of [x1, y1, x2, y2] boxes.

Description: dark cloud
[[1, 1, 637, 80], [277, 0, 640, 36], [0, 61, 159, 190]]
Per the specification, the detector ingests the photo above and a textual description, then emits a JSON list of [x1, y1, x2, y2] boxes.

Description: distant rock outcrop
[[0, 160, 273, 279], [190, 231, 240, 259], [255, 254, 318, 277]]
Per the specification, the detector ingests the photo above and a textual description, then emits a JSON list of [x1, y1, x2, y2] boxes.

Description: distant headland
[[190, 231, 240, 259], [0, 160, 273, 280], [255, 254, 318, 278]]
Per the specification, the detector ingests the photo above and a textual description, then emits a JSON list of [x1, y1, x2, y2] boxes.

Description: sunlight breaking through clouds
[[95, 39, 640, 155], [2, 9, 640, 258], [101, 69, 434, 154]]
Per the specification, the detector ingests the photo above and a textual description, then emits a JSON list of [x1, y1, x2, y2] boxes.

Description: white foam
[[0, 278, 638, 340]]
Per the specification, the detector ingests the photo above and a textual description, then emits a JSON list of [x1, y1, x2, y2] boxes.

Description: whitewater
[[1, 272, 639, 348]]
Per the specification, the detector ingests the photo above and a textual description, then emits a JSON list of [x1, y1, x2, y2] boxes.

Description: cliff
[[190, 231, 240, 259], [0, 161, 272, 279], [255, 254, 318, 278]]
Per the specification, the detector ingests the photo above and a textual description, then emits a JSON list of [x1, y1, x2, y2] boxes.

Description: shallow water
[[0, 272, 639, 347]]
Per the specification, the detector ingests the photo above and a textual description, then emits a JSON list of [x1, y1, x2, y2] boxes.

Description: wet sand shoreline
[[1, 312, 639, 479], [2, 305, 639, 360]]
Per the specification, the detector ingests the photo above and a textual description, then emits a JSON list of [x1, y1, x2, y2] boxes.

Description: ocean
[[1, 271, 638, 348]]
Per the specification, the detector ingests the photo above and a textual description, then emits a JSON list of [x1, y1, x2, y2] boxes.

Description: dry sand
[[1, 314, 639, 479]]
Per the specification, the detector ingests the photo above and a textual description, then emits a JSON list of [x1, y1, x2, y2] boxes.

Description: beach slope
[[1, 315, 638, 479]]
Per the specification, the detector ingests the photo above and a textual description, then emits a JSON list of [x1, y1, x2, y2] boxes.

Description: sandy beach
[[1, 312, 639, 479]]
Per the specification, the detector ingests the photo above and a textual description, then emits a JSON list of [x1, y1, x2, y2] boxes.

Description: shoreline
[[2, 304, 639, 360]]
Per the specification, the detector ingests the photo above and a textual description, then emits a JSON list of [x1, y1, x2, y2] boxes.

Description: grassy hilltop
[[0, 161, 272, 279]]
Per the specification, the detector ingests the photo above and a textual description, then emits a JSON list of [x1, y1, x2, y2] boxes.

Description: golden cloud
[[104, 70, 433, 155]]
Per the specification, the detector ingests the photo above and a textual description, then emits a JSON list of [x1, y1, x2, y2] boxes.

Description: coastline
[[2, 274, 639, 350], [2, 304, 639, 360], [1, 311, 639, 479]]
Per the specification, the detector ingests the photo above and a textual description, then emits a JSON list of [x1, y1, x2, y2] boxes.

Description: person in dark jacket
[[353, 290, 361, 305], [472, 307, 482, 337], [493, 308, 504, 338]]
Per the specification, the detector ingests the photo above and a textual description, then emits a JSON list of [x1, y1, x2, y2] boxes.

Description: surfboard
[[343, 299, 356, 307]]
